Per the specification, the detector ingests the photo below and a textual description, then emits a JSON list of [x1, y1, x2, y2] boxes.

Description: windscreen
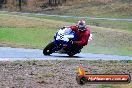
[[62, 28, 72, 35]]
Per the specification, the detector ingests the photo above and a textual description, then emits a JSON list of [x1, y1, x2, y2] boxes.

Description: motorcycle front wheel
[[43, 42, 56, 55]]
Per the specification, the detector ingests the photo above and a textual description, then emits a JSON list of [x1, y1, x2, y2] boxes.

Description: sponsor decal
[[76, 64, 131, 85]]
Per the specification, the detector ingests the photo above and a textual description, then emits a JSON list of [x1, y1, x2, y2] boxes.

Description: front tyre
[[43, 42, 56, 55]]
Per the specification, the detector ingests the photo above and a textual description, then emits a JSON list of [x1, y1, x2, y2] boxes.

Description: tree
[[18, 0, 22, 11], [49, 0, 51, 5], [48, 0, 67, 5], [0, 0, 4, 8]]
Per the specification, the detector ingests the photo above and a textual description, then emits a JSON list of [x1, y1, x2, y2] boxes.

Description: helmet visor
[[78, 24, 85, 31]]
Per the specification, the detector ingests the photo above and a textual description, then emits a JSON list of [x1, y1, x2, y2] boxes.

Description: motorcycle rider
[[66, 20, 91, 53], [43, 20, 91, 56]]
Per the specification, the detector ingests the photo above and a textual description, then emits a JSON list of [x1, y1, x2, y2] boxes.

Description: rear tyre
[[67, 52, 75, 57], [43, 42, 56, 55]]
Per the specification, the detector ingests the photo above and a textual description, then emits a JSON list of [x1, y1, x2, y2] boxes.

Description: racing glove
[[69, 40, 74, 45]]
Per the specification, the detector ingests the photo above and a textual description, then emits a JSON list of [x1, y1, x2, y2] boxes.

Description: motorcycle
[[43, 27, 80, 57]]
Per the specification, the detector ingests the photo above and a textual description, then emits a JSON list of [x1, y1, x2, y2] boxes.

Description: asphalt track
[[0, 47, 132, 61]]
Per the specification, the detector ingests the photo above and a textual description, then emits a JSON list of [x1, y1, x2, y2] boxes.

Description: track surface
[[0, 47, 132, 61]]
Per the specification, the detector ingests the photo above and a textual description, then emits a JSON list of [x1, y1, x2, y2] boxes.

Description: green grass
[[82, 46, 132, 56], [91, 20, 132, 32], [40, 16, 132, 32], [59, 0, 132, 18], [1, 11, 132, 32], [0, 12, 132, 56], [10, 13, 132, 32], [0, 27, 56, 48]]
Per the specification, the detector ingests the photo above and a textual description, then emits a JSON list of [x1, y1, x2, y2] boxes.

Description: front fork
[[53, 40, 63, 51]]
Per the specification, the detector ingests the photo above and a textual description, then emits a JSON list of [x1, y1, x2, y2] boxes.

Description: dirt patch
[[0, 60, 131, 88]]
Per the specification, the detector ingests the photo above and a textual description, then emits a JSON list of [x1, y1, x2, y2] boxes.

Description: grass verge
[[0, 27, 56, 48], [6, 12, 132, 32]]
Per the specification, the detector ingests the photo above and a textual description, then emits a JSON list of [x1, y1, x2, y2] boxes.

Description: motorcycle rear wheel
[[43, 42, 55, 55], [67, 52, 75, 57]]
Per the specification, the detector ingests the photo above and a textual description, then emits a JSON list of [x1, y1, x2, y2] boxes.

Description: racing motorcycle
[[43, 27, 93, 57], [43, 27, 80, 56]]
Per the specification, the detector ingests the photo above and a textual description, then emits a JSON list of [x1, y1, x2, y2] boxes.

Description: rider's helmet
[[77, 20, 86, 31]]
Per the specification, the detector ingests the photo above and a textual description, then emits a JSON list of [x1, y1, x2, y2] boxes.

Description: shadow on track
[[49, 54, 83, 58]]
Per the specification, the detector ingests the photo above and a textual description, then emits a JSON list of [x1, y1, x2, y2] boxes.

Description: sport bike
[[43, 27, 80, 56]]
